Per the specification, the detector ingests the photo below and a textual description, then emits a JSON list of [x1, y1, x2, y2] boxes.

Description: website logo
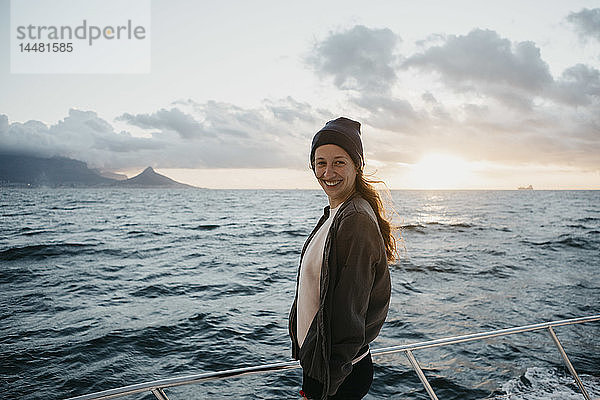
[[10, 0, 151, 74]]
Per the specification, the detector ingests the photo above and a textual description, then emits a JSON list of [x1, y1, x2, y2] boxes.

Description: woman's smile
[[322, 179, 342, 187]]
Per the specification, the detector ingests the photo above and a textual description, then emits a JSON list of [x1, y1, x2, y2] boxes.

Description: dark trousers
[[302, 353, 373, 400]]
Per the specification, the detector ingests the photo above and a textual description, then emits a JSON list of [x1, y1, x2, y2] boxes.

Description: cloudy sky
[[1, 0, 599, 189]]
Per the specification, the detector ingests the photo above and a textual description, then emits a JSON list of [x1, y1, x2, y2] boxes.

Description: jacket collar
[[323, 191, 360, 218]]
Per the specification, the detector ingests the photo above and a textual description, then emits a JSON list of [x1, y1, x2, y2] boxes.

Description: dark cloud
[[307, 25, 400, 93], [1, 98, 327, 171], [404, 29, 553, 100], [401, 28, 600, 109], [200, 101, 266, 138], [134, 99, 315, 168], [567, 8, 600, 42], [117, 108, 206, 139], [551, 64, 600, 106], [308, 24, 598, 111], [352, 95, 422, 132], [264, 96, 324, 125], [0, 109, 157, 169]]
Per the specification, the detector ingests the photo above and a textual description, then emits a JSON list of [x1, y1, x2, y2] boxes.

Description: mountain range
[[0, 154, 195, 188]]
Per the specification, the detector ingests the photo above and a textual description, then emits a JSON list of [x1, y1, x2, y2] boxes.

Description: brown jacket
[[289, 193, 391, 398]]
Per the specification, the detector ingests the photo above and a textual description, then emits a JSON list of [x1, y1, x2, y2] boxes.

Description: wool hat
[[310, 117, 364, 169]]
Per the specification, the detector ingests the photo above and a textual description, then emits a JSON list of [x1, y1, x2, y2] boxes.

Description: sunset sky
[[1, 0, 599, 189]]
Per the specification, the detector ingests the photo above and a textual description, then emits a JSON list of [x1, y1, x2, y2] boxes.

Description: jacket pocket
[[298, 314, 325, 379]]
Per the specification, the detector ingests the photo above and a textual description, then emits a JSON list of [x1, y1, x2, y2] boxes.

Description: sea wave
[[521, 234, 598, 251], [496, 367, 600, 400], [0, 243, 93, 261]]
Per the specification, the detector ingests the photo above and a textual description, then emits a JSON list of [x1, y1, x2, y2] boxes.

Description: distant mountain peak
[[0, 154, 195, 188], [122, 166, 193, 188]]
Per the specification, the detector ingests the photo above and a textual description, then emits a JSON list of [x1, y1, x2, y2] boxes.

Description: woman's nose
[[323, 164, 335, 178]]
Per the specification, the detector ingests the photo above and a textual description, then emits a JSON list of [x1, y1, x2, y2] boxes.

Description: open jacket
[[289, 193, 391, 398]]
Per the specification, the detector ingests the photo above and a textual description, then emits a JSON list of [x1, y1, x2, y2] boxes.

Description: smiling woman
[[289, 117, 395, 400], [408, 153, 477, 190]]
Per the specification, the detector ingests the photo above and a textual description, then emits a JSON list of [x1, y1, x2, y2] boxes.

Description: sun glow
[[407, 153, 476, 189]]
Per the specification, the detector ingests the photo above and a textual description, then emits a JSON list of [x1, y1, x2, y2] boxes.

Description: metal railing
[[65, 315, 600, 400]]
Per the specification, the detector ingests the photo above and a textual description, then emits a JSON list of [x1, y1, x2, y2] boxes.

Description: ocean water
[[1, 188, 599, 400]]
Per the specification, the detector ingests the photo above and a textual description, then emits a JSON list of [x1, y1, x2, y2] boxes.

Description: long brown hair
[[354, 170, 398, 262]]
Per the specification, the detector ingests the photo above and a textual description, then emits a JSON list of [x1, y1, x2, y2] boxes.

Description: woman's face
[[313, 144, 357, 208]]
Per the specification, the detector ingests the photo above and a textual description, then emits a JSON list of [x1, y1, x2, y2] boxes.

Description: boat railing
[[64, 314, 600, 400]]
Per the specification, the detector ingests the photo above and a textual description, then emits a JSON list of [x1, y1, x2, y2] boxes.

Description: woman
[[289, 117, 396, 399]]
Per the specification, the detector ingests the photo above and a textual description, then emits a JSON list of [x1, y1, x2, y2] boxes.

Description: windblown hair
[[354, 170, 398, 262]]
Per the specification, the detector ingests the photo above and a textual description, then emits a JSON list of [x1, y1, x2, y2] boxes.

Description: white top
[[297, 204, 341, 348]]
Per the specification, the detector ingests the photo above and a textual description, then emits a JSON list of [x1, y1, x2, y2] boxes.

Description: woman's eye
[[335, 161, 345, 166]]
